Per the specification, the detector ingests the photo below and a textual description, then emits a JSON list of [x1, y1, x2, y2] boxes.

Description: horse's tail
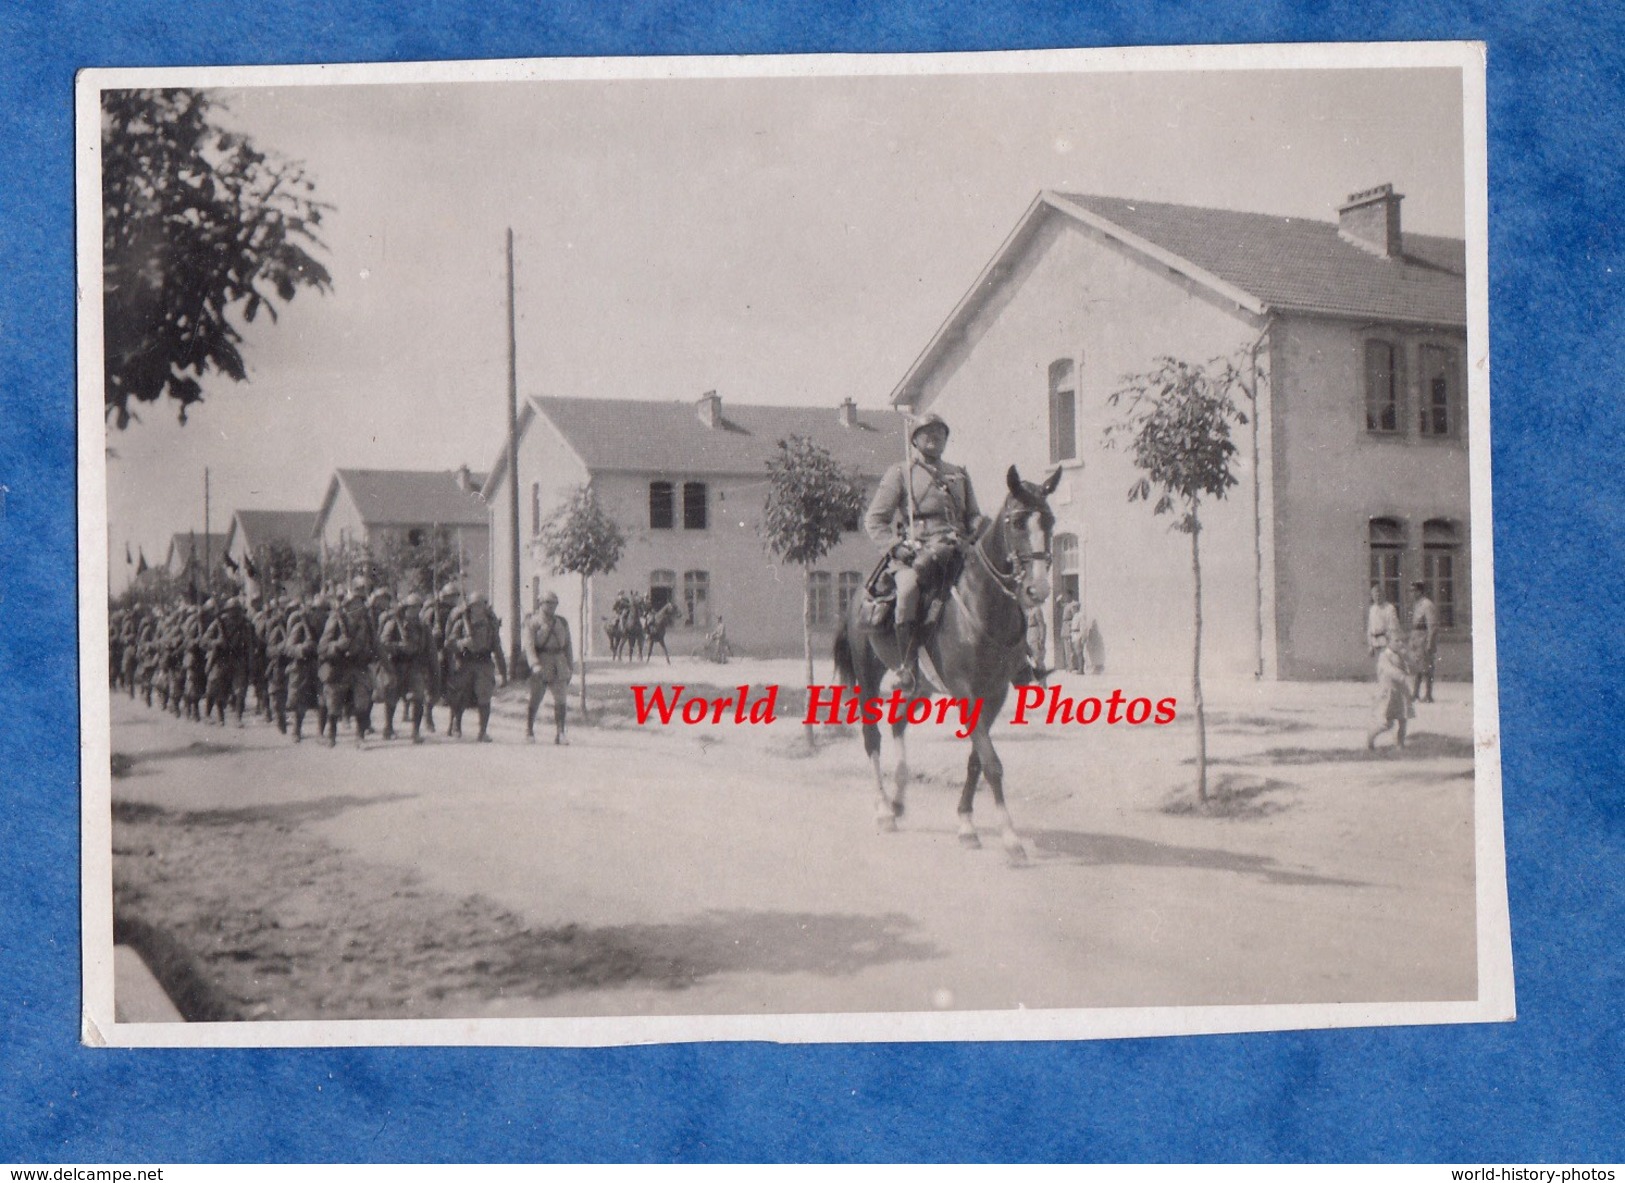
[[832, 612, 857, 687]]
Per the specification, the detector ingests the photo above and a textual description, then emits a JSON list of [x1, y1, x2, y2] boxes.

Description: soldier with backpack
[[446, 589, 507, 742]]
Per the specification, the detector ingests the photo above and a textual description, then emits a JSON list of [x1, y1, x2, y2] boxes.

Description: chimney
[[455, 464, 474, 492], [838, 397, 858, 427], [1338, 184, 1404, 258], [697, 390, 722, 428]]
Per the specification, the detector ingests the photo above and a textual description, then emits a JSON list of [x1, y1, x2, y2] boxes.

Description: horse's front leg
[[957, 749, 982, 848], [865, 719, 898, 831], [970, 725, 1028, 865], [891, 718, 910, 820]]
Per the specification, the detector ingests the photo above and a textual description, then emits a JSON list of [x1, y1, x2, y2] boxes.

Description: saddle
[[858, 543, 963, 635]]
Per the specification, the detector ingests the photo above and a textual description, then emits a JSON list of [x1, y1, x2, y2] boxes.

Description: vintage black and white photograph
[[78, 44, 1510, 1046]]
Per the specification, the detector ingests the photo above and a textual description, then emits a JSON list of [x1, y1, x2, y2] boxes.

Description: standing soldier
[[109, 608, 126, 691], [863, 413, 983, 693], [182, 602, 210, 722], [421, 582, 461, 736], [160, 605, 186, 716], [118, 608, 140, 697], [523, 589, 573, 744], [318, 579, 379, 747], [262, 597, 291, 734], [282, 594, 322, 742], [249, 597, 274, 723], [378, 591, 432, 743], [367, 588, 398, 737], [135, 608, 159, 708], [446, 589, 507, 742]]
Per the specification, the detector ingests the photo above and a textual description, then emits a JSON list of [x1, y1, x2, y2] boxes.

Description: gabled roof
[[891, 189, 1467, 406], [225, 509, 319, 553], [485, 396, 909, 495], [165, 532, 231, 569], [315, 469, 489, 535]]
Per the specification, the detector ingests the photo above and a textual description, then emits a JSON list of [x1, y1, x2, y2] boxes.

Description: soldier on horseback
[[863, 412, 983, 693]]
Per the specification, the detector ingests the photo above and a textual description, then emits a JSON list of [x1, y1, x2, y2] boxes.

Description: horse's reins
[[951, 501, 1050, 645]]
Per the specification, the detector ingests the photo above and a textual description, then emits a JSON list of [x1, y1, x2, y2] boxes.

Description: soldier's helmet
[[202, 597, 218, 611], [468, 590, 488, 605], [402, 592, 423, 608], [438, 582, 460, 600], [540, 590, 560, 606], [369, 588, 392, 606], [910, 412, 950, 440]]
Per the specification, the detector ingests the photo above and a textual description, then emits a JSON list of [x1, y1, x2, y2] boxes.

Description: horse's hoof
[[891, 799, 905, 819], [958, 830, 982, 850], [877, 814, 898, 834], [1003, 837, 1030, 866]]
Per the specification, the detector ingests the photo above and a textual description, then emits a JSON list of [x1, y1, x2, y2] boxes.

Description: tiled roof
[[230, 509, 319, 551], [503, 396, 909, 483], [166, 532, 231, 567], [334, 469, 489, 527], [1054, 192, 1466, 326]]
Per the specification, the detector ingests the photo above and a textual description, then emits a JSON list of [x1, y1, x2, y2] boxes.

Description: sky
[[102, 59, 1467, 582]]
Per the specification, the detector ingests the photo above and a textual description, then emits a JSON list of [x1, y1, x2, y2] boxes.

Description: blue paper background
[[2, 1, 1621, 1164]]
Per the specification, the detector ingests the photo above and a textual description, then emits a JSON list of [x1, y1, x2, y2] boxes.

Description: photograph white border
[[77, 39, 1510, 1048]]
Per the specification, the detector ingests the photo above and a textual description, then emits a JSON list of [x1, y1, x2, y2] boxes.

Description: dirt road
[[108, 660, 1479, 1024]]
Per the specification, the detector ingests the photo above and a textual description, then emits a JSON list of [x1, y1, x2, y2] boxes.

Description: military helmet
[[438, 582, 460, 600], [402, 592, 423, 608], [539, 590, 560, 606], [910, 412, 950, 440], [468, 590, 488, 605]]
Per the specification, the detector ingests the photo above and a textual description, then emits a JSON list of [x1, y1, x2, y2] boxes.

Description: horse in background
[[641, 601, 680, 664], [833, 465, 1060, 863]]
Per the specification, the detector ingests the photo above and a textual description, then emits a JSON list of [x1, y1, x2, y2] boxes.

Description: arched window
[[683, 482, 708, 530], [649, 481, 675, 530], [808, 570, 833, 626], [1368, 517, 1405, 610], [1365, 340, 1402, 433], [1419, 345, 1459, 437], [837, 571, 863, 615], [1049, 358, 1078, 463], [649, 569, 676, 612], [1422, 519, 1460, 629], [682, 570, 711, 628]]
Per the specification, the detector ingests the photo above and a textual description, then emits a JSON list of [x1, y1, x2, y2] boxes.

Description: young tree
[[1104, 353, 1249, 803], [761, 435, 867, 689], [102, 89, 333, 428], [538, 484, 627, 714]]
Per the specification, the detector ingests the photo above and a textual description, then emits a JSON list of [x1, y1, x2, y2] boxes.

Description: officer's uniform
[[523, 597, 573, 743], [1409, 587, 1439, 702], [864, 451, 980, 613]]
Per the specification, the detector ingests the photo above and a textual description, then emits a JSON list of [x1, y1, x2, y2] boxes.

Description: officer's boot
[[382, 701, 396, 741], [895, 620, 921, 695], [476, 705, 493, 743], [424, 703, 437, 734], [326, 715, 338, 748], [317, 703, 329, 738], [292, 710, 304, 743], [410, 703, 424, 744], [355, 706, 371, 746], [449, 708, 463, 739], [554, 703, 568, 745], [525, 696, 539, 742]]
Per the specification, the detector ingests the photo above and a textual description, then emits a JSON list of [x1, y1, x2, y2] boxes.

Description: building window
[[407, 527, 425, 546], [649, 481, 674, 530], [1422, 519, 1461, 629], [1049, 358, 1078, 463], [649, 569, 676, 612], [808, 571, 833, 627], [683, 482, 708, 530], [682, 571, 711, 628], [1365, 340, 1402, 433], [1368, 517, 1405, 610], [1418, 345, 1459, 437], [531, 482, 541, 536], [837, 571, 863, 616]]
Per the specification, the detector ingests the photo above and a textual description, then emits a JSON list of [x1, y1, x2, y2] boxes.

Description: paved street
[[108, 660, 1480, 1023]]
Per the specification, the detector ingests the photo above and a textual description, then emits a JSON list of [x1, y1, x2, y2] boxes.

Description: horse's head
[[1000, 465, 1062, 606]]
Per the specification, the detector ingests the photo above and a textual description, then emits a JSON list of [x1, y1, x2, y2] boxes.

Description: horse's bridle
[[972, 501, 1051, 605]]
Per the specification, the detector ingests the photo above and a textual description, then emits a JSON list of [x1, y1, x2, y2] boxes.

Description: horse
[[833, 464, 1060, 863], [604, 598, 646, 661], [641, 601, 680, 664]]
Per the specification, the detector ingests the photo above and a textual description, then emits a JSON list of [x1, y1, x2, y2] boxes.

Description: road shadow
[[112, 793, 414, 828], [1193, 732, 1474, 767], [1027, 828, 1366, 887], [482, 909, 943, 998], [111, 739, 241, 778]]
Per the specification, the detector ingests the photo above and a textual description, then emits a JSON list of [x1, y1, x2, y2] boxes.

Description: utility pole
[[203, 467, 211, 598], [505, 229, 525, 676]]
